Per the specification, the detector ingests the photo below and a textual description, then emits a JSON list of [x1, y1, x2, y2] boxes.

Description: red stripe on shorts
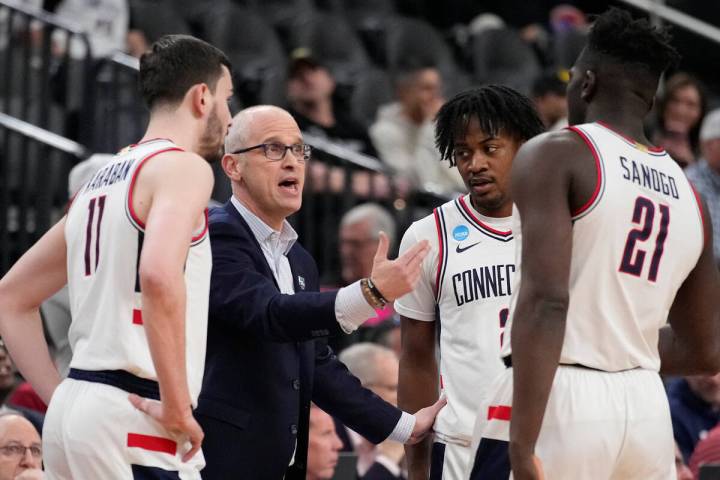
[[127, 433, 177, 455], [487, 405, 512, 421], [132, 309, 143, 325]]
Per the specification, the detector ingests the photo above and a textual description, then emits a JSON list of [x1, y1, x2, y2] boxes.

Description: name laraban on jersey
[[84, 158, 136, 193], [619, 156, 680, 199], [452, 263, 515, 307]]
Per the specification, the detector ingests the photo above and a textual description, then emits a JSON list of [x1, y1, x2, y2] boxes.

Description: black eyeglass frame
[[230, 143, 312, 161]]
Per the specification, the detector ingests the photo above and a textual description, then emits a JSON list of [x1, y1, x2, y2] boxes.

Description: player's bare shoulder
[[143, 149, 214, 184], [516, 129, 592, 168], [512, 128, 597, 202], [131, 149, 214, 225]]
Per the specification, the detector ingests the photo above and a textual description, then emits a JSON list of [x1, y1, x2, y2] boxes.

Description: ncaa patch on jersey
[[452, 225, 470, 241]]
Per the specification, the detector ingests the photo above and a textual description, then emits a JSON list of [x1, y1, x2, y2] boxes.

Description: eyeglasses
[[231, 143, 311, 162], [0, 443, 42, 459]]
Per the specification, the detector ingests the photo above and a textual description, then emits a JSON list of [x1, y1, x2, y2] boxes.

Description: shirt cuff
[[375, 454, 403, 477], [387, 411, 415, 444], [335, 280, 377, 333]]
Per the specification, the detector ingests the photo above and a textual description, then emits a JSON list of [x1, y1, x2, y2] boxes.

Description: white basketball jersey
[[395, 194, 515, 442], [502, 122, 704, 372], [64, 139, 211, 404]]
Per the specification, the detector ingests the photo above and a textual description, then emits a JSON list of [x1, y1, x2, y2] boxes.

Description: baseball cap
[[532, 70, 568, 97], [700, 109, 720, 142], [287, 48, 323, 79]]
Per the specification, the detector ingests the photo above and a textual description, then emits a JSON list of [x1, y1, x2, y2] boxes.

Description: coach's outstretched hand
[[370, 231, 430, 302], [128, 394, 204, 462], [406, 396, 447, 445]]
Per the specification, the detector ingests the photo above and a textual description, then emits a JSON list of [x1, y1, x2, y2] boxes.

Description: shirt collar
[[231, 196, 298, 255]]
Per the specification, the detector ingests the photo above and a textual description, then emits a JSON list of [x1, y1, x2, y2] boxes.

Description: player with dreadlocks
[[396, 84, 544, 479], [469, 8, 720, 480]]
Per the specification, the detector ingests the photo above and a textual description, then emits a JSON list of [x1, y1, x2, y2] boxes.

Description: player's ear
[[188, 83, 210, 118], [580, 70, 597, 102]]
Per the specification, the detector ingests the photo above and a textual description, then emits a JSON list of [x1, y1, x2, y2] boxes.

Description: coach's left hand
[[370, 232, 430, 302], [406, 396, 447, 444]]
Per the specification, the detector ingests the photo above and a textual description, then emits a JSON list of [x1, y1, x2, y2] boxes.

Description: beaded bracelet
[[361, 278, 387, 309]]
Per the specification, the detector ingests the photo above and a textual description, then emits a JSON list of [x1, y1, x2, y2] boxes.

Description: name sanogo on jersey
[[502, 122, 704, 372]]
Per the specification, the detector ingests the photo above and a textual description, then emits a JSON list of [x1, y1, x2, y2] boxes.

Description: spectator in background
[[0, 414, 42, 480], [370, 64, 464, 196], [329, 204, 398, 353], [339, 204, 397, 296], [0, 343, 44, 434], [337, 344, 406, 479], [686, 109, 720, 265], [286, 50, 376, 156], [652, 72, 707, 168], [307, 404, 344, 480], [52, 0, 129, 58], [667, 373, 720, 463], [286, 50, 389, 200], [531, 70, 568, 130]]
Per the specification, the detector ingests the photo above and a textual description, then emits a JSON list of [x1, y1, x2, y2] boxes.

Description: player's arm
[[659, 194, 720, 375], [130, 151, 213, 460], [395, 223, 439, 478], [508, 134, 578, 479], [399, 315, 438, 479], [0, 218, 67, 404]]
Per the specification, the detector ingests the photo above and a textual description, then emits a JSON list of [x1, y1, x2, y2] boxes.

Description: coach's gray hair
[[224, 105, 296, 154], [339, 342, 395, 387], [340, 203, 396, 247]]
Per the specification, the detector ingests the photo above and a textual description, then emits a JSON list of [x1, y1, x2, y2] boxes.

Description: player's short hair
[[139, 34, 232, 111], [584, 7, 680, 78], [435, 85, 545, 166]]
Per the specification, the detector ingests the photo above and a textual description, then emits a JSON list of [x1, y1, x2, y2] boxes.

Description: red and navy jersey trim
[[190, 209, 210, 245], [125, 147, 184, 232], [433, 207, 449, 303], [454, 196, 513, 242], [596, 121, 667, 157], [126, 138, 174, 149], [568, 125, 607, 221]]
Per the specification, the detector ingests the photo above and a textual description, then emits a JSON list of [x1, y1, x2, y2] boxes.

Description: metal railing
[[89, 52, 147, 153], [0, 0, 94, 144], [618, 0, 720, 44], [0, 112, 86, 274], [0, 0, 451, 279]]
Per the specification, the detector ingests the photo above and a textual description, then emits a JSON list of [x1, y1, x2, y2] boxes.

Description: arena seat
[[316, 0, 396, 29], [470, 27, 540, 95], [347, 67, 394, 129], [286, 12, 371, 85], [206, 4, 288, 106], [128, 0, 192, 43], [553, 28, 587, 69], [377, 16, 458, 80]]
